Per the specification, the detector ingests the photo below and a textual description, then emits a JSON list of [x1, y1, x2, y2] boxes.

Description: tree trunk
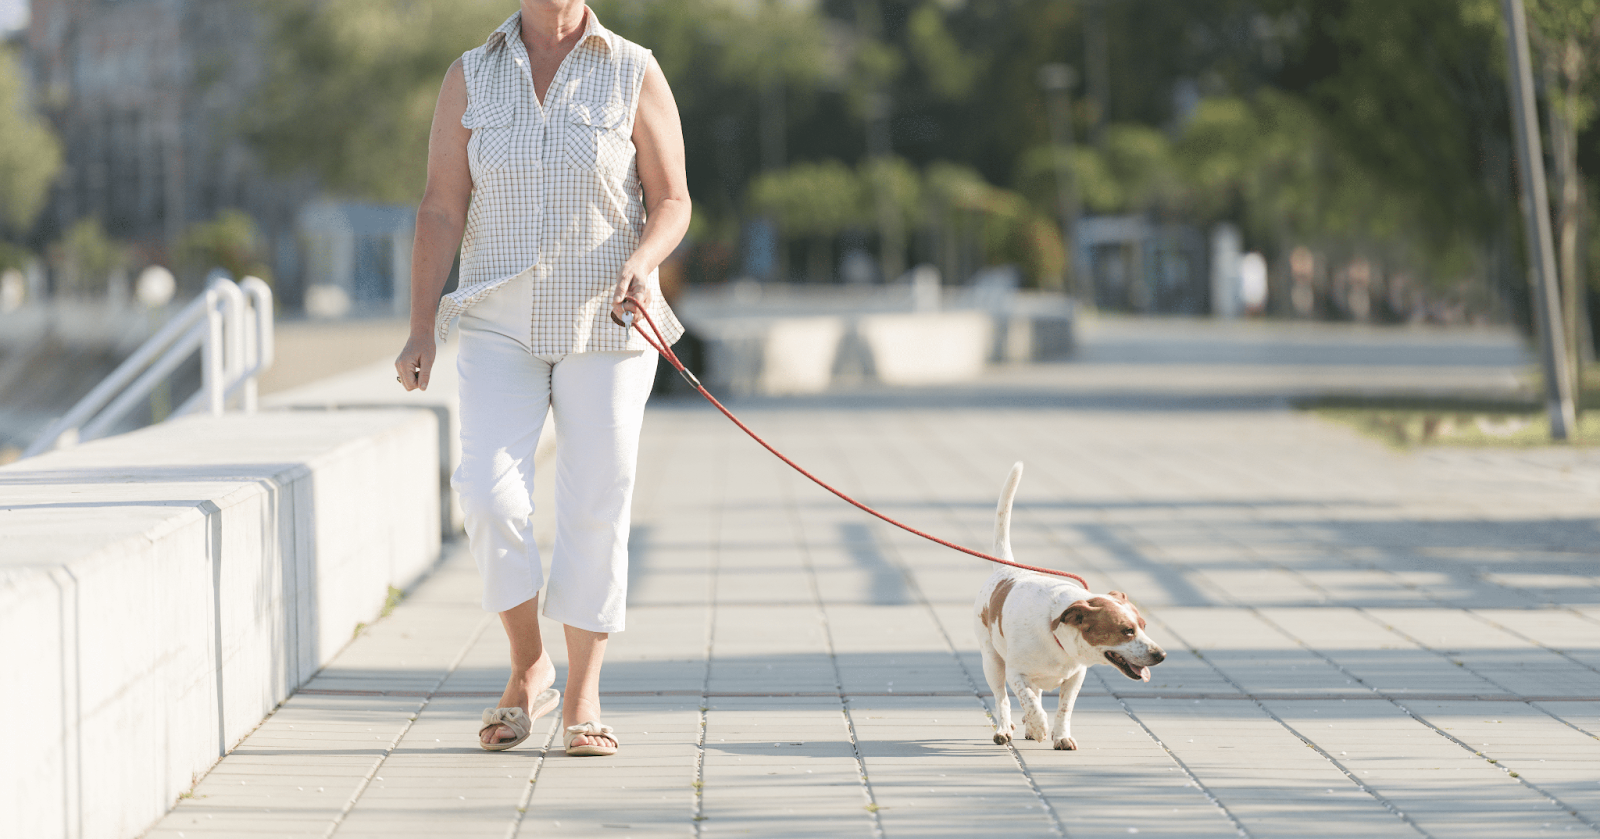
[[1545, 37, 1584, 404], [809, 236, 830, 284]]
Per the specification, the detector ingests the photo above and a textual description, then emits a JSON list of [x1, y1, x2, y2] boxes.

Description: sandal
[[564, 720, 618, 757], [479, 688, 559, 751]]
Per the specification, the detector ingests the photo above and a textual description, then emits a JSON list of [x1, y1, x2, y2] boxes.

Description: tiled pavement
[[150, 322, 1600, 838]]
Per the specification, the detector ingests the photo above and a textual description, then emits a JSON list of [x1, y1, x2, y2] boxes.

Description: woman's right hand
[[395, 334, 437, 391]]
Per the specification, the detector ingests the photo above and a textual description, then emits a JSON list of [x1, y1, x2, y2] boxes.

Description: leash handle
[[622, 296, 1089, 588]]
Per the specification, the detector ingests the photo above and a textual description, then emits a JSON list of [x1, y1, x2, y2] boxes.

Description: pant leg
[[541, 349, 659, 633], [453, 320, 552, 613]]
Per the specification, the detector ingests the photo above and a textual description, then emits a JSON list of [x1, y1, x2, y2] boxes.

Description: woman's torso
[[434, 8, 683, 353]]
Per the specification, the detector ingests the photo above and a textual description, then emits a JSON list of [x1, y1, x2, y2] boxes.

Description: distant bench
[[0, 409, 440, 839]]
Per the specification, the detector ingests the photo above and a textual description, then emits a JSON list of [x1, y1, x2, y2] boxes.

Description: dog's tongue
[[1137, 666, 1150, 682]]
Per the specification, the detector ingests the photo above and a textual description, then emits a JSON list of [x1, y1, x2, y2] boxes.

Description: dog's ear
[[1052, 599, 1093, 632], [1105, 591, 1146, 628]]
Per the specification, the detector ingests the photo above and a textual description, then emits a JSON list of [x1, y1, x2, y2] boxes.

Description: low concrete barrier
[[676, 286, 1076, 395], [0, 409, 440, 839], [694, 316, 847, 396], [855, 310, 994, 385], [263, 340, 554, 536]]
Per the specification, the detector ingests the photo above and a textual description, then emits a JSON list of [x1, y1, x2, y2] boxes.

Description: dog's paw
[[993, 731, 1012, 745], [1052, 737, 1078, 751]]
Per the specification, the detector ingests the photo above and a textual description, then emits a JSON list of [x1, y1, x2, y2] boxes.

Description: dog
[[973, 463, 1165, 750]]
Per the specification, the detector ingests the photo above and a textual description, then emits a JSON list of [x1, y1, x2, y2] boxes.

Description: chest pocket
[[465, 98, 516, 177], [564, 101, 631, 175]]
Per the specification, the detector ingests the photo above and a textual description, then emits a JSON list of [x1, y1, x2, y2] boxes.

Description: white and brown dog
[[974, 463, 1165, 750]]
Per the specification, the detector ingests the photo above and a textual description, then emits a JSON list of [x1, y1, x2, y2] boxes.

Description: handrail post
[[239, 277, 274, 413], [202, 283, 227, 417], [23, 268, 277, 457]]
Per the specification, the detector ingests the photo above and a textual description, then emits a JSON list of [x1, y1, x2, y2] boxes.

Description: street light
[[1037, 63, 1083, 300]]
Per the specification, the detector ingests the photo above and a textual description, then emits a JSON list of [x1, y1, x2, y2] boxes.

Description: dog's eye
[[1123, 628, 1135, 636]]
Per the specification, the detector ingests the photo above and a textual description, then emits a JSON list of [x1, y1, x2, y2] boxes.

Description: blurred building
[[23, 0, 409, 311], [1075, 215, 1209, 315]]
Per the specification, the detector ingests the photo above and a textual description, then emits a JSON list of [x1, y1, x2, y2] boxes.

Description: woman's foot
[[482, 655, 558, 747], [562, 696, 617, 752]]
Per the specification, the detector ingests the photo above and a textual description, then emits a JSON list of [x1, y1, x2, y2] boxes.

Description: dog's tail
[[993, 462, 1024, 560]]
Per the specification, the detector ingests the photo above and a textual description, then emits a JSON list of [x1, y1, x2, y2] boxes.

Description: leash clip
[[622, 311, 634, 329]]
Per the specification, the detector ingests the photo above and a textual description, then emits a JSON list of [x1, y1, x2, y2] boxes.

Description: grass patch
[[379, 585, 405, 619], [1307, 366, 1600, 448], [1315, 408, 1600, 448]]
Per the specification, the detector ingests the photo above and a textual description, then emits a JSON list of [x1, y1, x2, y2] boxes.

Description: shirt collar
[[486, 8, 617, 55]]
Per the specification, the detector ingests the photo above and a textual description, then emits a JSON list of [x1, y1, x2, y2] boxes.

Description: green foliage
[[51, 219, 129, 295], [177, 210, 273, 285], [859, 156, 923, 230], [926, 162, 1064, 288], [1287, 0, 1511, 278], [0, 48, 63, 231], [749, 160, 865, 238], [1527, 0, 1600, 133], [0, 241, 30, 273], [237, 0, 1599, 300], [248, 0, 509, 203], [698, 0, 832, 92], [908, 4, 979, 100]]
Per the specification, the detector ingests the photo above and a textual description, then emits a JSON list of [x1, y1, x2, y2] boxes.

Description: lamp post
[[1038, 63, 1083, 299], [1502, 0, 1577, 440]]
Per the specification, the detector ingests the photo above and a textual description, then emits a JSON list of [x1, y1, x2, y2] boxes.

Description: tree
[[748, 161, 866, 282], [1277, 0, 1516, 303], [177, 210, 274, 288], [0, 47, 63, 234], [1527, 0, 1600, 376], [248, 0, 509, 204], [50, 219, 129, 298]]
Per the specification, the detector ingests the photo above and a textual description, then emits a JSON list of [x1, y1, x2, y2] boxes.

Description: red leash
[[623, 299, 1089, 588]]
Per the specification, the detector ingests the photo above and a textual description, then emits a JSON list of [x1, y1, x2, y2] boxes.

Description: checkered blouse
[[434, 9, 685, 352]]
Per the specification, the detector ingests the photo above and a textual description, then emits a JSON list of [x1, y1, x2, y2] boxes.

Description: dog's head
[[1052, 592, 1166, 681]]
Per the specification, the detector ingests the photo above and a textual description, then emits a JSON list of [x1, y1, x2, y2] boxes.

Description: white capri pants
[[452, 274, 657, 632]]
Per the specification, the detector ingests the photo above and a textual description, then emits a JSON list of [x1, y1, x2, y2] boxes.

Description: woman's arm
[[613, 56, 691, 324], [396, 58, 472, 391]]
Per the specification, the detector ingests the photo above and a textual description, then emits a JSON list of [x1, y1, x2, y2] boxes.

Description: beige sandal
[[564, 720, 618, 757], [479, 688, 559, 751]]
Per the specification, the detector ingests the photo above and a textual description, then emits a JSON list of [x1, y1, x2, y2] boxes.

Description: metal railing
[[23, 271, 274, 458]]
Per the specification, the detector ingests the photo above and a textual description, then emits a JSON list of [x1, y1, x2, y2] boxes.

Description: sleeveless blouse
[[433, 9, 684, 353]]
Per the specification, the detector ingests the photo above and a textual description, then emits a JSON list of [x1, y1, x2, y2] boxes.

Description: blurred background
[[0, 0, 1597, 456]]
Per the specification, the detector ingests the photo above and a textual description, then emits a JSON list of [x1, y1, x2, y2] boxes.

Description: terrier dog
[[973, 463, 1166, 749]]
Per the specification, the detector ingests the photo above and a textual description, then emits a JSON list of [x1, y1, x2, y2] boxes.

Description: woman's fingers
[[611, 272, 651, 325], [414, 355, 432, 391], [395, 342, 435, 391]]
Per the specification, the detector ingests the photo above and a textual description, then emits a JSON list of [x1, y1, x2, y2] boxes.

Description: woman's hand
[[395, 334, 437, 391], [611, 260, 653, 327]]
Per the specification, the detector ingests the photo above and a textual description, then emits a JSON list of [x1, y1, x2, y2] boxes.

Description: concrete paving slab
[[138, 321, 1600, 838]]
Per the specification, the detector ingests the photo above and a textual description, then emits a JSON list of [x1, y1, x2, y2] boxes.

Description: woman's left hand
[[611, 261, 652, 327]]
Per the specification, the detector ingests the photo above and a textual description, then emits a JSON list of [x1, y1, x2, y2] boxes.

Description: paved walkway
[[150, 320, 1599, 838]]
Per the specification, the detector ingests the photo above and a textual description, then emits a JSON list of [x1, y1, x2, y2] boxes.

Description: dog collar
[[1052, 633, 1065, 651]]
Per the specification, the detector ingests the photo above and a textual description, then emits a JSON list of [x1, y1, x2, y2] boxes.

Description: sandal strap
[[564, 720, 616, 746], [481, 707, 531, 738]]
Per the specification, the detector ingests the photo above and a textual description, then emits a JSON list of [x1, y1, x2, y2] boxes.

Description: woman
[[394, 0, 688, 757]]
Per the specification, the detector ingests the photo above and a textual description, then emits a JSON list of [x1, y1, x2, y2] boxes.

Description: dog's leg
[[980, 641, 1013, 745], [1008, 671, 1049, 743], [1051, 667, 1087, 750]]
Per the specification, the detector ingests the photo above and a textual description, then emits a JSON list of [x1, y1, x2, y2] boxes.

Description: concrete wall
[[0, 409, 440, 839], [678, 288, 1077, 396], [262, 339, 554, 537]]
